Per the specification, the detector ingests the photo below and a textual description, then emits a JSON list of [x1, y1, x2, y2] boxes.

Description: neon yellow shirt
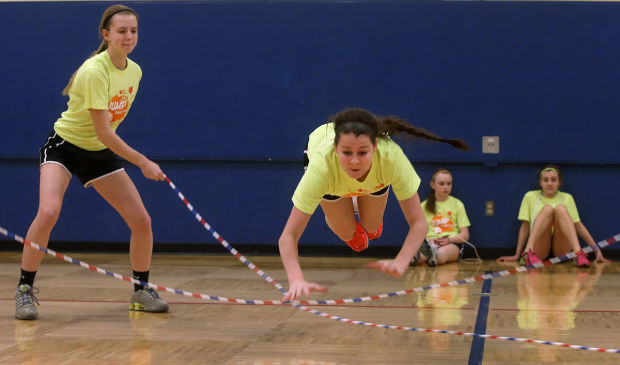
[[518, 190, 580, 224], [54, 50, 141, 151], [422, 196, 470, 239], [292, 123, 421, 214]]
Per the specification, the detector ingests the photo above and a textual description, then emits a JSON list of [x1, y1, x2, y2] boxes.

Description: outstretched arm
[[369, 193, 427, 277], [575, 221, 610, 263], [90, 109, 164, 181], [279, 206, 328, 302]]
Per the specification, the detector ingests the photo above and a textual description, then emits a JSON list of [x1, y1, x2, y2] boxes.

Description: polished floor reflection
[[0, 252, 618, 364]]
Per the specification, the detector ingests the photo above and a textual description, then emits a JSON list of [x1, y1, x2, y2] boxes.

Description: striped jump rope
[[2, 174, 618, 354]]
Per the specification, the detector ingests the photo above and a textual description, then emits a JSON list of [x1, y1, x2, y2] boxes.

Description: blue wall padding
[[1, 1, 619, 250]]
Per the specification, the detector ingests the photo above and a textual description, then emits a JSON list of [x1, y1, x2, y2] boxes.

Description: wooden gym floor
[[0, 251, 618, 364]]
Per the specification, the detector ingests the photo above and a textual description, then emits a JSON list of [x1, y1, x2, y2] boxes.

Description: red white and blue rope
[[163, 173, 620, 305], [159, 175, 620, 354], [293, 304, 620, 354], [0, 225, 282, 305], [2, 223, 619, 353], [3, 174, 619, 354], [297, 234, 620, 305], [164, 176, 286, 295], [2, 223, 617, 308]]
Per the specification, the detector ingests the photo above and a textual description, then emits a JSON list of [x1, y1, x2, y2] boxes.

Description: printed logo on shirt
[[431, 211, 455, 234], [343, 188, 371, 197], [108, 91, 130, 123], [342, 184, 386, 197]]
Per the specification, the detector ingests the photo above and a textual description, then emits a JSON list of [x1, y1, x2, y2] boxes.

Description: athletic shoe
[[521, 250, 542, 267], [574, 250, 590, 268], [367, 221, 383, 240], [419, 239, 438, 267], [410, 250, 420, 266], [345, 222, 369, 252], [15, 284, 39, 320], [130, 288, 169, 313]]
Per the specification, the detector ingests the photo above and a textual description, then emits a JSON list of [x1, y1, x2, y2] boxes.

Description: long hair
[[61, 4, 139, 95], [330, 108, 470, 151], [425, 169, 451, 215]]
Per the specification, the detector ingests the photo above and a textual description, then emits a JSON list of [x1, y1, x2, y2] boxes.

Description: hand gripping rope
[[2, 175, 619, 354]]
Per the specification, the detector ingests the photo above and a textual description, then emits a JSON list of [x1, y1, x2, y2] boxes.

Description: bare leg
[[436, 244, 461, 265], [21, 164, 71, 271], [551, 204, 581, 256], [91, 171, 152, 271], [356, 193, 388, 234], [525, 205, 554, 259], [319, 198, 356, 241]]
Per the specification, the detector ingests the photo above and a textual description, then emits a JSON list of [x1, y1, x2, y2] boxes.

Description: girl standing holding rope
[[14, 4, 168, 320], [279, 108, 470, 302], [497, 164, 610, 267]]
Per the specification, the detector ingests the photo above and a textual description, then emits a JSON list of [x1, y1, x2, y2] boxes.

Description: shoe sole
[[15, 313, 39, 320], [129, 302, 145, 311], [129, 302, 169, 313]]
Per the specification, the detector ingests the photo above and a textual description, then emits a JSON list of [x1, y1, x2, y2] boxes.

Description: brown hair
[[329, 108, 470, 151], [424, 169, 452, 215], [537, 164, 562, 185], [62, 4, 139, 95]]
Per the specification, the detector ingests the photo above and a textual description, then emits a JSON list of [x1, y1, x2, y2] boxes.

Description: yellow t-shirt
[[54, 50, 141, 151], [422, 196, 470, 239], [518, 190, 580, 224], [292, 123, 421, 214]]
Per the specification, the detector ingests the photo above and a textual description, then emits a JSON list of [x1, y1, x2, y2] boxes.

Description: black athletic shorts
[[40, 131, 124, 187]]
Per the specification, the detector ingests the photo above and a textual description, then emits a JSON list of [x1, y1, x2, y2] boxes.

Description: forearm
[[448, 228, 469, 244], [575, 222, 600, 252], [514, 223, 529, 256], [96, 129, 147, 168], [394, 219, 428, 268], [278, 234, 305, 282]]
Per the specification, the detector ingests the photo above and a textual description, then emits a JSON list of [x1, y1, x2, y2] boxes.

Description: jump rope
[[1, 175, 619, 354]]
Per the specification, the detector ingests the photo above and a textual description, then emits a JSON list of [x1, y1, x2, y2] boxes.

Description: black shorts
[[40, 131, 124, 187], [322, 185, 390, 201], [303, 139, 390, 201]]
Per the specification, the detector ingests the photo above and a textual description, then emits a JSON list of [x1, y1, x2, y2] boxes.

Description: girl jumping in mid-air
[[278, 108, 470, 301]]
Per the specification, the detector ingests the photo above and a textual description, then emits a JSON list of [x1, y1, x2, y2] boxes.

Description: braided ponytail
[[378, 116, 470, 151], [330, 108, 470, 151]]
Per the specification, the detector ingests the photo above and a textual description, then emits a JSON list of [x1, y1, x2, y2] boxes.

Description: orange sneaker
[[345, 222, 369, 252], [367, 221, 383, 240]]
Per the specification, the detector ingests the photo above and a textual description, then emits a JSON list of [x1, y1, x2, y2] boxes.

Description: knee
[[361, 221, 383, 240], [540, 205, 555, 215], [337, 228, 356, 242], [554, 204, 569, 214], [36, 205, 62, 228], [128, 211, 152, 233]]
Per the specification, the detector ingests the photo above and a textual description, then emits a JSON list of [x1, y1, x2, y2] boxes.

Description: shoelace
[[17, 287, 40, 307], [144, 288, 161, 300]]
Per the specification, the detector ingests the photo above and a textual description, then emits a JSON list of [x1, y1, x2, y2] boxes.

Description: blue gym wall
[[1, 1, 619, 253]]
